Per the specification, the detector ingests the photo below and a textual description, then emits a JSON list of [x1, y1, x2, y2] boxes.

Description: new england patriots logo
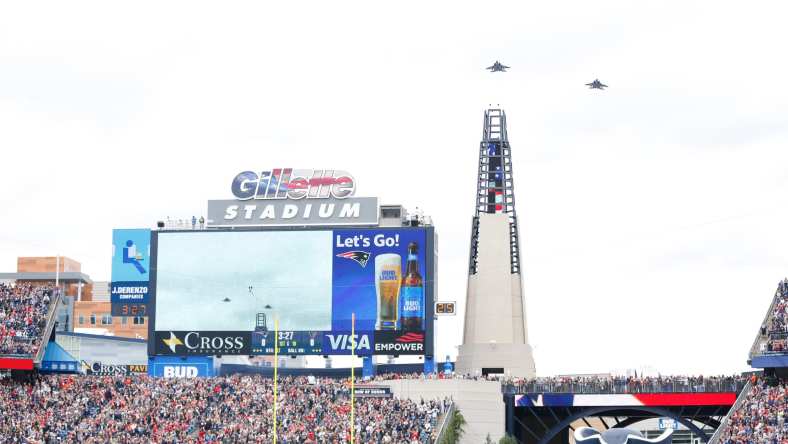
[[336, 251, 371, 268]]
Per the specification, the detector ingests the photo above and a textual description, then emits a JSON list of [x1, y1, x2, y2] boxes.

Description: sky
[[1, 1, 788, 376]]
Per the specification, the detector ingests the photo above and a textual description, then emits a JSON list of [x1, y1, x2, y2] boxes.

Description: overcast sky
[[2, 1, 787, 376]]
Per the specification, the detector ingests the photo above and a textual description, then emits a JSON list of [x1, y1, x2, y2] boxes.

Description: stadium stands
[[716, 377, 786, 444], [0, 374, 449, 443], [751, 279, 788, 357], [0, 284, 53, 356]]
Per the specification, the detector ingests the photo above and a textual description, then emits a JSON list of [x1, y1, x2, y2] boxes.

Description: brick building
[[0, 256, 93, 301]]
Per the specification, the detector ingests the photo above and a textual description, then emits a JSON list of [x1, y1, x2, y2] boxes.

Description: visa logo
[[163, 365, 200, 378], [325, 334, 371, 351]]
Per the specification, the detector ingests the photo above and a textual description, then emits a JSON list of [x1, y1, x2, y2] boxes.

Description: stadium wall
[[380, 379, 504, 444]]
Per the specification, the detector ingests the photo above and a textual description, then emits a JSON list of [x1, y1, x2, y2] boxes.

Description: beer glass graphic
[[375, 253, 402, 330]]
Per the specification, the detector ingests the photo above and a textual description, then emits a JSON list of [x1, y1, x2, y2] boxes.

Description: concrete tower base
[[455, 212, 535, 378], [456, 342, 535, 378]]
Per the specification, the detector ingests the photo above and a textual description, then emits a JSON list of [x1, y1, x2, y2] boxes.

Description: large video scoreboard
[[147, 227, 435, 357]]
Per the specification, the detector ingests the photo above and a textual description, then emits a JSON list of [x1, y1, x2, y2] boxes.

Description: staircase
[[34, 288, 63, 365], [381, 379, 506, 443], [708, 380, 752, 444]]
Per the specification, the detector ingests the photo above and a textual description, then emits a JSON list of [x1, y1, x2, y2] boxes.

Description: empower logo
[[374, 331, 425, 353]]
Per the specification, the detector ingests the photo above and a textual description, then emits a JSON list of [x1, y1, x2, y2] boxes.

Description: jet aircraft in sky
[[586, 79, 608, 90], [486, 61, 509, 72]]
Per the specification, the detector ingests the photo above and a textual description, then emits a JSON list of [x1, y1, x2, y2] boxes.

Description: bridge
[[502, 380, 745, 444]]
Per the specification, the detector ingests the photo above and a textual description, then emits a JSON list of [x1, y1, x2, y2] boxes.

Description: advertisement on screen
[[111, 229, 151, 315], [149, 227, 432, 356]]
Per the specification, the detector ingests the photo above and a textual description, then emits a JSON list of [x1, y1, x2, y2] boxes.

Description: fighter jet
[[486, 61, 509, 72], [586, 79, 608, 90]]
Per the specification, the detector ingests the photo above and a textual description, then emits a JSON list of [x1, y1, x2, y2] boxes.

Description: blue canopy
[[39, 341, 80, 373]]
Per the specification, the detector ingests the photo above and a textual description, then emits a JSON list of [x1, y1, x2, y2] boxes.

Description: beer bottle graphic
[[400, 242, 424, 331]]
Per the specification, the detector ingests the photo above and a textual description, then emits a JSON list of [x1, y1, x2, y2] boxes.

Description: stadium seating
[[749, 279, 788, 357], [0, 284, 53, 356], [716, 377, 786, 443], [0, 374, 449, 443]]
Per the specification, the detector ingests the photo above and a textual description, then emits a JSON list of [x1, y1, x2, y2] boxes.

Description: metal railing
[[433, 400, 456, 444], [708, 380, 752, 444], [502, 379, 746, 395]]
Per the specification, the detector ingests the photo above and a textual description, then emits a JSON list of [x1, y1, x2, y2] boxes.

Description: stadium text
[[223, 202, 361, 221]]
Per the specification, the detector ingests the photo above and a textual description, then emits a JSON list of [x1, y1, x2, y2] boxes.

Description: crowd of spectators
[[759, 279, 788, 354], [0, 283, 53, 356], [369, 371, 748, 394], [501, 374, 747, 394], [0, 374, 448, 443], [718, 377, 787, 444]]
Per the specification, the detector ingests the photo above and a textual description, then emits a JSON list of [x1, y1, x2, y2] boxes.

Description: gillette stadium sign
[[207, 169, 378, 227]]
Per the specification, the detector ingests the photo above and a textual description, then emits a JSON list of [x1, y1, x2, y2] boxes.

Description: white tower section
[[455, 109, 535, 378]]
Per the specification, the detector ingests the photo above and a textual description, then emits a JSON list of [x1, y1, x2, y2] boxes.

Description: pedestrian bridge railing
[[502, 380, 746, 395]]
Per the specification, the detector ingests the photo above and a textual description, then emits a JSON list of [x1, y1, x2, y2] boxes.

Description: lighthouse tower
[[455, 109, 536, 378]]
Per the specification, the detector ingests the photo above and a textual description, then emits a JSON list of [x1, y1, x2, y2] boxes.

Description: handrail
[[708, 380, 752, 444], [34, 288, 62, 365], [433, 400, 455, 444]]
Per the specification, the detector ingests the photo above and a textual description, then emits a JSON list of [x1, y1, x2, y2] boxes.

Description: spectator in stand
[[760, 278, 788, 354], [0, 284, 53, 356], [719, 377, 788, 444], [0, 374, 448, 444]]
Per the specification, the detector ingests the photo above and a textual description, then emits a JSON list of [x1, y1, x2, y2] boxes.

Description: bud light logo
[[380, 270, 397, 281]]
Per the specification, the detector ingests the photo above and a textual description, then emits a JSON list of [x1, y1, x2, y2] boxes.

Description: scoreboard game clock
[[251, 330, 324, 355], [111, 302, 148, 317]]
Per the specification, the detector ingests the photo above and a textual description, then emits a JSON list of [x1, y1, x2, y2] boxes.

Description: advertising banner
[[332, 229, 426, 332], [354, 385, 393, 398], [148, 356, 214, 378], [153, 331, 251, 356], [82, 361, 147, 376], [111, 229, 151, 315], [150, 227, 431, 356]]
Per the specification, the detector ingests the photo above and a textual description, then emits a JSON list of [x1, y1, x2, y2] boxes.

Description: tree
[[440, 410, 467, 444], [499, 435, 518, 444]]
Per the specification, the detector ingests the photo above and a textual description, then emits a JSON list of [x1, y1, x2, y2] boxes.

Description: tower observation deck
[[470, 109, 521, 275], [456, 108, 535, 378]]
